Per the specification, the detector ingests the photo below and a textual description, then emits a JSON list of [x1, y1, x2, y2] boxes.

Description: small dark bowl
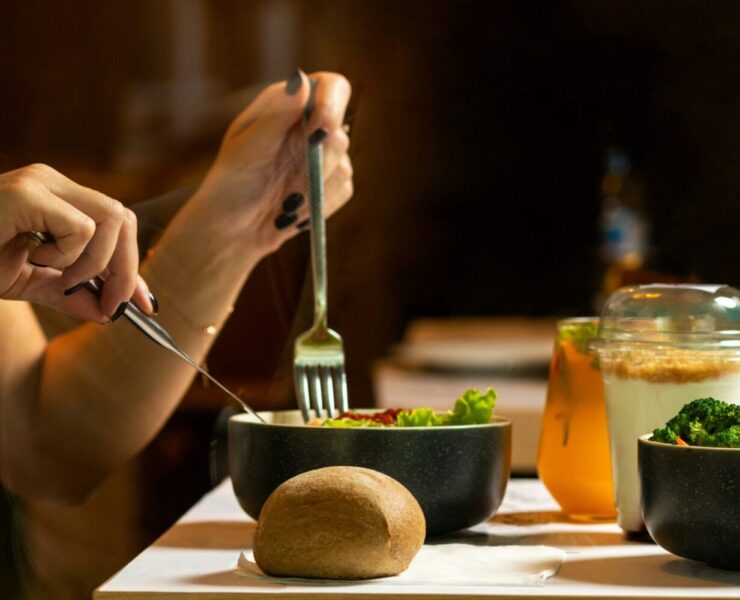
[[229, 410, 511, 536], [639, 434, 740, 570]]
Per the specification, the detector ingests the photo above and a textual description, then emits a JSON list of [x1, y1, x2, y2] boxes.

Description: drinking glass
[[537, 317, 615, 520]]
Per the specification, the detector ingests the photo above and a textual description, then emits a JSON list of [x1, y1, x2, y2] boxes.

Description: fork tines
[[294, 361, 348, 422]]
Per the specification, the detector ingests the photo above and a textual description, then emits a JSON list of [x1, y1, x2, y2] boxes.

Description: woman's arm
[[0, 71, 353, 503]]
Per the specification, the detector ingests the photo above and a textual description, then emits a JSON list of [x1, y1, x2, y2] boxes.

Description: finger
[[13, 184, 97, 269], [305, 72, 352, 135], [228, 70, 311, 155], [272, 131, 351, 225], [32, 167, 144, 308], [321, 128, 351, 180], [17, 167, 133, 275], [95, 267, 155, 317], [225, 76, 299, 139], [17, 266, 108, 323], [97, 207, 138, 318], [59, 214, 122, 291], [278, 154, 353, 238], [15, 164, 117, 222], [29, 164, 136, 245], [323, 156, 354, 218], [276, 121, 309, 175], [131, 275, 156, 316]]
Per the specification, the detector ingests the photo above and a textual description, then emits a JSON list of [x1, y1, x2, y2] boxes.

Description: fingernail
[[148, 291, 159, 315], [282, 192, 304, 213], [274, 213, 298, 230], [296, 218, 309, 231], [285, 69, 302, 95], [110, 302, 128, 322], [308, 128, 327, 146], [64, 282, 88, 296], [30, 261, 48, 268]]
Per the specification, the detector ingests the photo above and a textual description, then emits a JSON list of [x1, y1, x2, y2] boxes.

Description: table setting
[[92, 99, 740, 597], [95, 174, 740, 600], [94, 476, 740, 599]]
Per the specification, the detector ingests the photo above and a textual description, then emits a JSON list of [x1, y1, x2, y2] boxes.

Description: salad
[[316, 388, 498, 428]]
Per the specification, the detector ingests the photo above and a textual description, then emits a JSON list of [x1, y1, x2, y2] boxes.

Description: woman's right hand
[[0, 164, 154, 322]]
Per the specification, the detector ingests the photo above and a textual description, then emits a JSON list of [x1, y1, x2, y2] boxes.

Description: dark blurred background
[[2, 0, 739, 595]]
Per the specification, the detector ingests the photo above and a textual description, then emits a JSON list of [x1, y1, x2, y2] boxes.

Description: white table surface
[[95, 478, 740, 599]]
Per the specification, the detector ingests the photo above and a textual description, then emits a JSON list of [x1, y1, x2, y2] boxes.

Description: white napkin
[[237, 543, 565, 586]]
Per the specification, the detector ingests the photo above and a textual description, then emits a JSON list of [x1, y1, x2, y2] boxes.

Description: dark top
[[0, 488, 26, 599]]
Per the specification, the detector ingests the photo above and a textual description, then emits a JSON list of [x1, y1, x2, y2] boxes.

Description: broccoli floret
[[704, 425, 740, 448], [651, 398, 740, 448], [651, 426, 677, 444]]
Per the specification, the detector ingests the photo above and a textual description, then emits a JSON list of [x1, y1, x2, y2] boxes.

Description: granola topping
[[601, 348, 740, 383]]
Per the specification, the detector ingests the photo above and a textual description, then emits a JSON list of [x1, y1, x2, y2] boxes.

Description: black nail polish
[[110, 302, 128, 322], [285, 69, 302, 95], [64, 282, 88, 296], [274, 212, 298, 230], [30, 261, 48, 268], [308, 128, 327, 146], [148, 291, 159, 315], [296, 218, 309, 230], [282, 193, 304, 213]]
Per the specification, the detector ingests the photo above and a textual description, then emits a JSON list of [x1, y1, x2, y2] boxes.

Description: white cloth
[[236, 543, 565, 586]]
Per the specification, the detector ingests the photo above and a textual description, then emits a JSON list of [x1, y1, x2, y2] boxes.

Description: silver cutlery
[[26, 230, 264, 422], [292, 96, 349, 422]]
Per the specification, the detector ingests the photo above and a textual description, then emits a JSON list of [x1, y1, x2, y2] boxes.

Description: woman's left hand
[[186, 70, 353, 256]]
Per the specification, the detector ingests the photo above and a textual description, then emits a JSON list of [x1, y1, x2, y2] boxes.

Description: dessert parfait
[[593, 284, 740, 536]]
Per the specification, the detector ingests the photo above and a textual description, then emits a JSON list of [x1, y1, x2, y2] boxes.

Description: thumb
[[18, 267, 108, 323], [229, 69, 311, 156]]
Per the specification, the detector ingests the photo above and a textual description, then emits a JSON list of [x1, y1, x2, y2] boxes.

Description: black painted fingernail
[[148, 291, 159, 315], [110, 302, 128, 322], [282, 193, 304, 213], [285, 69, 302, 95], [296, 218, 309, 230], [308, 128, 327, 146], [274, 212, 298, 230], [30, 261, 48, 268], [64, 282, 88, 296]]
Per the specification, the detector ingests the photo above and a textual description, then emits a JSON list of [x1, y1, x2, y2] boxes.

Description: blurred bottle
[[595, 148, 650, 309]]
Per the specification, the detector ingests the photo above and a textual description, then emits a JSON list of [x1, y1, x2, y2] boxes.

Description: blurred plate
[[392, 317, 556, 373], [394, 339, 552, 372]]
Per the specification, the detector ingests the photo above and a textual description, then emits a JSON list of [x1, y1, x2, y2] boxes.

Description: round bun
[[253, 466, 426, 579]]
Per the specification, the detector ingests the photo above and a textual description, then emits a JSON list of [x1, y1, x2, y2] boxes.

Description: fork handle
[[306, 87, 328, 332]]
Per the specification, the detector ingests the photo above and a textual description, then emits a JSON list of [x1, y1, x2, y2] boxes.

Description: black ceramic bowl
[[639, 434, 740, 570], [229, 410, 511, 536]]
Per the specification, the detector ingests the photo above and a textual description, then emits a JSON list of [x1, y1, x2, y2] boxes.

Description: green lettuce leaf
[[396, 407, 444, 427], [397, 388, 497, 427]]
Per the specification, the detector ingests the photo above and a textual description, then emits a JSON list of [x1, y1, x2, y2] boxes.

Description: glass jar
[[592, 284, 740, 537]]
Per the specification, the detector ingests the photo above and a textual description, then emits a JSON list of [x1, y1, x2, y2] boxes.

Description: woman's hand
[[0, 164, 154, 322], [188, 70, 353, 256]]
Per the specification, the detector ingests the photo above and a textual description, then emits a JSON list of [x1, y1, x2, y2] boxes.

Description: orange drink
[[537, 318, 615, 519]]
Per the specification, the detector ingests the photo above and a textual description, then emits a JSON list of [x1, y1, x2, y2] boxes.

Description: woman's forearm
[[30, 198, 266, 501], [1, 70, 353, 503]]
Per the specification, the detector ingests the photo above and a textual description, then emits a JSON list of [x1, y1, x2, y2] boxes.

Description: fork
[[293, 118, 349, 422]]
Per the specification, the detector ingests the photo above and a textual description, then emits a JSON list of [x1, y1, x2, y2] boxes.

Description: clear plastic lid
[[595, 284, 740, 349]]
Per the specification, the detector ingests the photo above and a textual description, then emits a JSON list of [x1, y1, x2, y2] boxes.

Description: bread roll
[[253, 466, 425, 579]]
